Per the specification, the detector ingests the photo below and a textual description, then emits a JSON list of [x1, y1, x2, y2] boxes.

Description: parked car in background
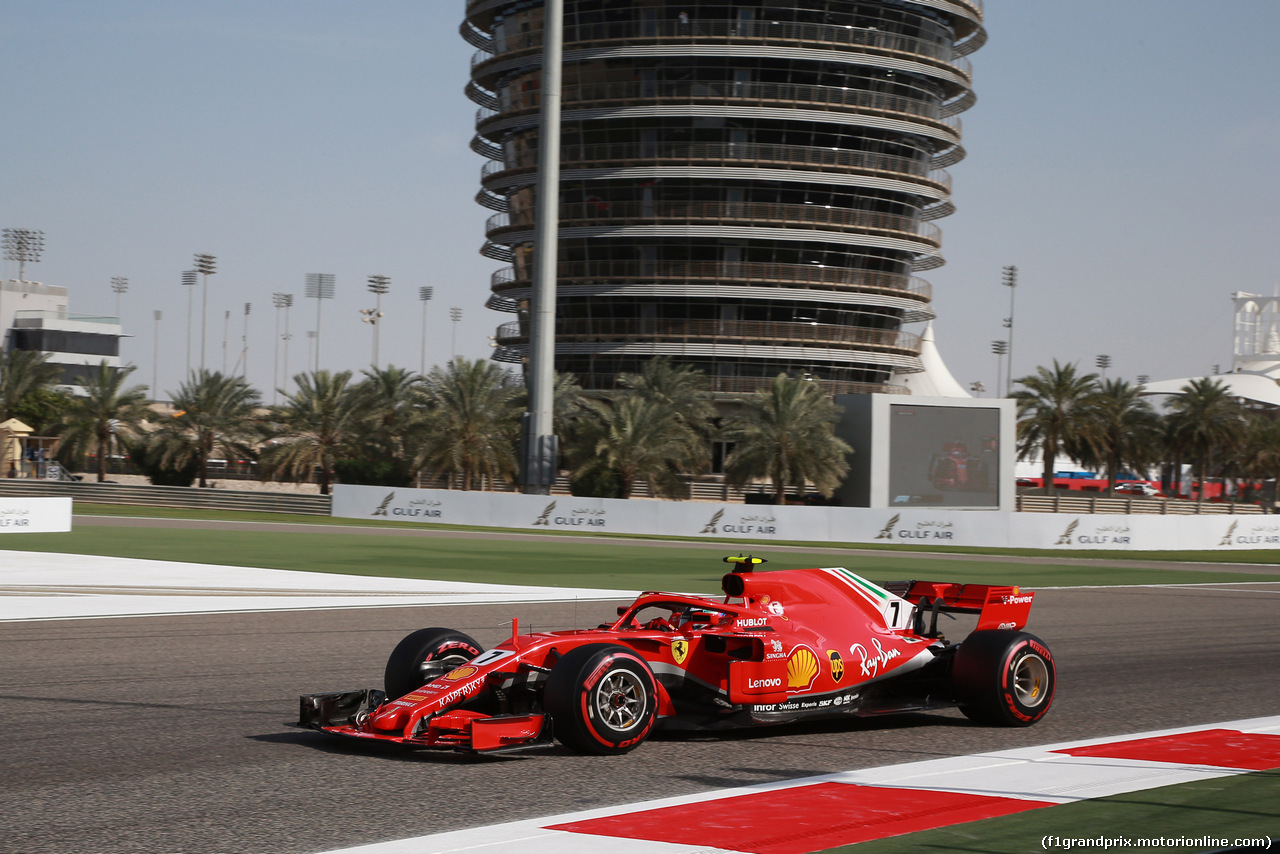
[[1114, 482, 1160, 497]]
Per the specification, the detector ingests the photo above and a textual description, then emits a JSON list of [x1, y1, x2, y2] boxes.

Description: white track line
[[0, 550, 634, 621], [317, 716, 1280, 854]]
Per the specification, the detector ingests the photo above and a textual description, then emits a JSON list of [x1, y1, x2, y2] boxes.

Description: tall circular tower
[[464, 0, 985, 396]]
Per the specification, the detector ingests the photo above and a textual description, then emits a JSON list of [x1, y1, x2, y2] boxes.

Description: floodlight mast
[[3, 228, 45, 282], [305, 273, 335, 372], [181, 270, 198, 377], [1001, 265, 1017, 396], [450, 306, 463, 360], [419, 286, 433, 375], [364, 275, 390, 369], [111, 276, 129, 319], [194, 253, 217, 372], [523, 0, 563, 495], [272, 292, 294, 403]]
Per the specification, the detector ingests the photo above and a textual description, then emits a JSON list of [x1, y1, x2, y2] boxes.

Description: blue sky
[[5, 1, 1279, 400]]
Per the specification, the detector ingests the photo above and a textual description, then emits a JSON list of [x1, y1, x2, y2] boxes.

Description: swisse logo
[[748, 677, 781, 689]]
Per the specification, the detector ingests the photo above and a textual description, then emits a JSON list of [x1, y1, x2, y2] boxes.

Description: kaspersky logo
[[532, 501, 555, 526], [701, 509, 724, 534], [372, 493, 394, 516]]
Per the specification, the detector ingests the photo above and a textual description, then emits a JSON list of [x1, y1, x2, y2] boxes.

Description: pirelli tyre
[[384, 628, 484, 700], [952, 630, 1055, 727], [545, 643, 658, 755]]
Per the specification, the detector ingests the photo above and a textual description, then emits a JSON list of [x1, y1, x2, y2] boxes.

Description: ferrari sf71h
[[300, 556, 1056, 754]]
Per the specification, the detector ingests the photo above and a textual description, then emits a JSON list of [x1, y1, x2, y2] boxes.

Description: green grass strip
[[818, 769, 1280, 854], [58, 502, 1280, 567], [4, 522, 1277, 592]]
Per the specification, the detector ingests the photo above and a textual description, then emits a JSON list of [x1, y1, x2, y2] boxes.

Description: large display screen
[[887, 404, 1000, 508]]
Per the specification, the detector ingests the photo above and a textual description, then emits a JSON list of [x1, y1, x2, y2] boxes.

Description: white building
[[1, 279, 124, 389]]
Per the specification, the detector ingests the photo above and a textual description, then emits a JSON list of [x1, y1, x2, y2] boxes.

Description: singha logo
[[875, 514, 900, 540], [532, 501, 556, 526], [1219, 520, 1238, 548], [1055, 519, 1079, 546], [701, 509, 724, 534], [372, 493, 394, 517]]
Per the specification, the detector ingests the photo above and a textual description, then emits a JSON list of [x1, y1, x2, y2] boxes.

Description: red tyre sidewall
[[999, 637, 1055, 724], [426, 640, 483, 663], [577, 651, 656, 751]]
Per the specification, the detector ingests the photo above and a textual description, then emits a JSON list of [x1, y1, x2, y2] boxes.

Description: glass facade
[[464, 0, 985, 394]]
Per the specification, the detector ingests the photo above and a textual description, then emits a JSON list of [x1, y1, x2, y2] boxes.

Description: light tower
[[111, 276, 129, 319], [418, 286, 434, 375], [991, 340, 1008, 398], [2, 228, 45, 282], [1001, 265, 1018, 395], [450, 306, 463, 361], [181, 270, 198, 377], [305, 273, 335, 372], [193, 253, 216, 372], [272, 292, 294, 403], [152, 309, 162, 399], [363, 275, 390, 368]]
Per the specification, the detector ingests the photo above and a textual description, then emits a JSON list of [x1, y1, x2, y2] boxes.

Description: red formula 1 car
[[300, 556, 1056, 755]]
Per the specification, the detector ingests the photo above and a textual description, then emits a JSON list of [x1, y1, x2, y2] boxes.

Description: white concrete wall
[[332, 485, 1271, 551]]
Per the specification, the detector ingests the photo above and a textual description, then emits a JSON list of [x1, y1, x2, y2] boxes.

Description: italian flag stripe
[[824, 567, 890, 602]]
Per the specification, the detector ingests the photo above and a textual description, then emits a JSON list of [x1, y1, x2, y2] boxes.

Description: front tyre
[[952, 630, 1055, 727], [384, 627, 483, 700], [544, 643, 657, 755]]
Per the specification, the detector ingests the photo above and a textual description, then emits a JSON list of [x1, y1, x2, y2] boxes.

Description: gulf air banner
[[331, 485, 1265, 550], [0, 497, 72, 533]]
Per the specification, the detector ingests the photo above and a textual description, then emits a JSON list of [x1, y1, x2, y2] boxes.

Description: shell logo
[[443, 665, 478, 681], [786, 646, 819, 689]]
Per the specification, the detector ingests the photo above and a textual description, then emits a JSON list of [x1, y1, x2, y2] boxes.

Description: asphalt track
[[2, 577, 1277, 854]]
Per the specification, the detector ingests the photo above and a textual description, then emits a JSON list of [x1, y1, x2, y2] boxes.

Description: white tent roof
[[890, 322, 972, 398], [1141, 371, 1280, 407]]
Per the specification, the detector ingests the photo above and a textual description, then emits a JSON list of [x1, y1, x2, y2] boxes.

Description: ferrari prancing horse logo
[[671, 639, 689, 665]]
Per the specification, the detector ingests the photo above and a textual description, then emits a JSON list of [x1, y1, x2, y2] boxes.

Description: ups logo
[[827, 649, 845, 682]]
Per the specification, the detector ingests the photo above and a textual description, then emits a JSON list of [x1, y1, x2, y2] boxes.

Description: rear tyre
[[544, 644, 657, 754], [952, 630, 1055, 727], [384, 627, 483, 700]]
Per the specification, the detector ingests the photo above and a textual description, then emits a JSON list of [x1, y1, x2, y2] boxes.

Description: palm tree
[[1076, 378, 1163, 491], [56, 361, 151, 482], [0, 349, 61, 421], [416, 358, 521, 490], [351, 364, 427, 472], [151, 370, 262, 488], [616, 357, 716, 430], [1164, 377, 1243, 501], [260, 370, 362, 495], [1012, 360, 1100, 491], [571, 393, 708, 499], [721, 373, 851, 505]]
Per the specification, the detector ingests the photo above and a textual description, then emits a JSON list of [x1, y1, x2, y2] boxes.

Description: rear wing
[[882, 581, 1035, 634]]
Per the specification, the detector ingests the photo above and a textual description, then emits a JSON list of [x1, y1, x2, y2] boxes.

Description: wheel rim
[[1013, 653, 1050, 707], [594, 668, 646, 732], [419, 651, 472, 681]]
